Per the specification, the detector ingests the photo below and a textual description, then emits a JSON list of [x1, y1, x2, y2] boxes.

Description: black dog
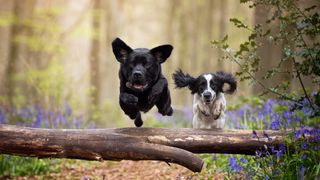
[[111, 38, 173, 127]]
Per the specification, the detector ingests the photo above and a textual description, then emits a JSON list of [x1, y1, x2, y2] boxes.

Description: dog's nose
[[133, 71, 143, 79], [203, 92, 212, 99]]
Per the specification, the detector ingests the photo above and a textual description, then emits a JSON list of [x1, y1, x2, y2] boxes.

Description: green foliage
[[196, 96, 320, 179], [213, 6, 320, 177], [212, 0, 320, 115], [0, 155, 56, 178], [0, 8, 108, 178], [12, 60, 66, 108]]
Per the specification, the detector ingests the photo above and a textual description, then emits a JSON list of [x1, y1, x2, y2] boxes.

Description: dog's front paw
[[134, 113, 143, 127], [121, 93, 138, 106], [213, 100, 225, 119], [159, 106, 173, 116], [213, 111, 221, 120], [200, 109, 210, 117]]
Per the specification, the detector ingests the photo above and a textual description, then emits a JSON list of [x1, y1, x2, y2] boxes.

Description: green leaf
[[221, 35, 228, 43], [230, 18, 248, 28]]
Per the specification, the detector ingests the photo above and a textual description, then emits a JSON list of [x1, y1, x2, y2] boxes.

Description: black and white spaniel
[[173, 69, 237, 129]]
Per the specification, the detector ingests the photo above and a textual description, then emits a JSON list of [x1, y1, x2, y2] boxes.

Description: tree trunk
[[89, 0, 102, 107], [0, 125, 288, 172]]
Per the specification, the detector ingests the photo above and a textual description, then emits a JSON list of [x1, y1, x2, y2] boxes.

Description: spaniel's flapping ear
[[172, 69, 197, 94], [215, 71, 237, 94]]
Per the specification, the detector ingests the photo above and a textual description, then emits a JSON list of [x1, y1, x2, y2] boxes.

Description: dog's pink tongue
[[133, 84, 144, 90], [126, 82, 145, 90]]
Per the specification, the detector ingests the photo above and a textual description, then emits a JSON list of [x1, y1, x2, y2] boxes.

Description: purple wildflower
[[275, 144, 285, 158], [269, 120, 280, 130], [34, 111, 42, 128], [303, 128, 311, 136], [300, 154, 307, 160], [298, 165, 305, 179], [310, 128, 320, 142], [294, 129, 301, 140], [263, 131, 272, 141], [273, 169, 279, 175], [252, 130, 258, 138], [64, 102, 72, 116], [228, 157, 242, 173], [0, 110, 5, 124], [301, 141, 307, 150], [255, 150, 262, 157], [239, 157, 247, 164]]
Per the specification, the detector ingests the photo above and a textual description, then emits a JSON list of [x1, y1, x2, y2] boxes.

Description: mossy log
[[0, 125, 287, 172]]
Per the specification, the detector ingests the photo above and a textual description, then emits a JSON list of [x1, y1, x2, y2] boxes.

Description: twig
[[225, 51, 301, 104], [291, 57, 315, 110]]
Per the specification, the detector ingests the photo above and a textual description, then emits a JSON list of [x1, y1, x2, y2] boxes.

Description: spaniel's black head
[[172, 69, 237, 103]]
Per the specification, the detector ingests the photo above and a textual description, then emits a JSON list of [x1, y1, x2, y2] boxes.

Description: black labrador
[[111, 38, 173, 127]]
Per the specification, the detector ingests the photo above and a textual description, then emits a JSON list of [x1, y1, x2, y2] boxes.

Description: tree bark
[[0, 125, 287, 172]]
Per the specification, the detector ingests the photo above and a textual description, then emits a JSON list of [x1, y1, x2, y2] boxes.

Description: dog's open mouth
[[126, 82, 148, 91]]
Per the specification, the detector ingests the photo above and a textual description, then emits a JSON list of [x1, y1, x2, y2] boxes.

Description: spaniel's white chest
[[192, 93, 226, 129]]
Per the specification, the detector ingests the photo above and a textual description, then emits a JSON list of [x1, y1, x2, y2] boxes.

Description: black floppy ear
[[150, 44, 173, 63], [172, 69, 197, 94], [215, 71, 237, 94], [111, 38, 133, 63]]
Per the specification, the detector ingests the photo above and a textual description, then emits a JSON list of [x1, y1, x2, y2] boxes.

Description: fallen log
[[0, 124, 287, 172]]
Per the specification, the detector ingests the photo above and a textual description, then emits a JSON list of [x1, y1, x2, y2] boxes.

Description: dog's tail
[[215, 71, 237, 94], [172, 69, 196, 89]]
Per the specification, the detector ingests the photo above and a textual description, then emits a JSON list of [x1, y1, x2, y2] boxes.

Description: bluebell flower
[[301, 141, 307, 150], [263, 131, 272, 141], [264, 99, 275, 114], [273, 169, 279, 175], [294, 129, 301, 140], [0, 110, 6, 124], [270, 146, 275, 154], [310, 128, 320, 142], [86, 122, 96, 129], [275, 144, 285, 158], [303, 128, 311, 136], [298, 165, 305, 179], [64, 102, 72, 116], [300, 154, 307, 160], [255, 150, 262, 157], [239, 157, 247, 164], [228, 157, 242, 173], [182, 107, 193, 120], [252, 130, 258, 138], [276, 150, 283, 158], [21, 108, 32, 120], [34, 111, 42, 128], [270, 120, 280, 130]]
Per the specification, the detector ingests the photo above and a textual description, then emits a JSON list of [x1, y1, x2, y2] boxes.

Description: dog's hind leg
[[156, 87, 173, 116]]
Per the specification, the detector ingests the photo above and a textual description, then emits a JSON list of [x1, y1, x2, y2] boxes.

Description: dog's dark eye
[[199, 84, 205, 92], [210, 83, 215, 90], [144, 63, 152, 69]]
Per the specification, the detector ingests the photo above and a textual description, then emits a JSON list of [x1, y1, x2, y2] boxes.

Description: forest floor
[[14, 160, 225, 180]]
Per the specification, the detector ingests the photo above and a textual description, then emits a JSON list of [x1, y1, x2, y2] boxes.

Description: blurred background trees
[[0, 0, 318, 127], [0, 0, 319, 178]]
